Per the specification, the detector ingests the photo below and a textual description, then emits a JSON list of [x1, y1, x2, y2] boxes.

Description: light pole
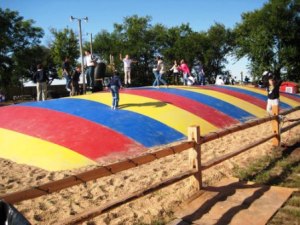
[[87, 32, 93, 55], [70, 16, 88, 93]]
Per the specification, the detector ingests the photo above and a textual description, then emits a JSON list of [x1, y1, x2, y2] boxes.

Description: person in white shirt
[[84, 50, 95, 88], [119, 54, 136, 87], [169, 60, 180, 85], [215, 77, 225, 85]]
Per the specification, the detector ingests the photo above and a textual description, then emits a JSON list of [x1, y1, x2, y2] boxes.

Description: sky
[[1, 0, 268, 80]]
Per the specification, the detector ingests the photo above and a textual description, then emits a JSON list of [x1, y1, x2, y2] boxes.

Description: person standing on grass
[[107, 71, 122, 110], [33, 64, 49, 101], [265, 71, 282, 115], [119, 53, 136, 87]]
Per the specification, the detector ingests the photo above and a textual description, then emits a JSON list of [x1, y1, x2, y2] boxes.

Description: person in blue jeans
[[152, 56, 167, 88], [192, 60, 205, 85], [62, 57, 72, 91], [108, 71, 122, 110]]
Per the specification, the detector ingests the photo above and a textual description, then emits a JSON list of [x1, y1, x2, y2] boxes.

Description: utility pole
[[88, 33, 93, 55], [70, 16, 88, 94], [241, 71, 243, 85]]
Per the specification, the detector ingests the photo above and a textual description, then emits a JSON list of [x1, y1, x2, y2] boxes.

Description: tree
[[163, 24, 195, 65], [92, 15, 234, 85], [204, 23, 233, 79], [50, 28, 79, 71], [0, 8, 43, 93], [13, 45, 53, 80], [163, 23, 233, 82], [233, 0, 300, 81], [93, 15, 157, 85]]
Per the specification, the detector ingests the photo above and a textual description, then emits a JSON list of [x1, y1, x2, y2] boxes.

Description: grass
[[233, 142, 300, 225]]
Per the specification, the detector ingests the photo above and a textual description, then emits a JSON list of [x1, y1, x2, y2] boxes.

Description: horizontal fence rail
[[0, 141, 194, 204], [201, 134, 277, 171], [201, 106, 300, 144]]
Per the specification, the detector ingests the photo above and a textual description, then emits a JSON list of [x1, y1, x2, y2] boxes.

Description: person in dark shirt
[[266, 72, 282, 115], [107, 71, 122, 110], [33, 64, 49, 101], [70, 66, 81, 96]]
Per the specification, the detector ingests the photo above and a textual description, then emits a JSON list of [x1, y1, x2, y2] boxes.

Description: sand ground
[[0, 111, 299, 225]]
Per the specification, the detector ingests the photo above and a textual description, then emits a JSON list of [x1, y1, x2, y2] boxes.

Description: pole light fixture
[[70, 16, 88, 93]]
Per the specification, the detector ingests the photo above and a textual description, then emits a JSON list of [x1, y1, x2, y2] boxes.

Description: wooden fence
[[1, 106, 299, 224]]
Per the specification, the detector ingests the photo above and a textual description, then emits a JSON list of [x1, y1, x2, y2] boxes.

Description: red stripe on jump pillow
[[0, 106, 145, 160], [123, 89, 238, 128]]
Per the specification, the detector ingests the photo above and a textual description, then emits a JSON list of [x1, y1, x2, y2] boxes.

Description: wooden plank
[[281, 105, 300, 115], [169, 178, 295, 225], [75, 167, 112, 181], [39, 177, 82, 193], [1, 188, 46, 204], [106, 161, 136, 174], [281, 120, 300, 133], [201, 117, 274, 144], [154, 148, 175, 158], [132, 154, 157, 165], [59, 169, 198, 225], [171, 141, 194, 153], [201, 134, 276, 171]]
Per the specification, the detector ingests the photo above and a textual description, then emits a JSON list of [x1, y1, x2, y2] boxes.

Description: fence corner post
[[272, 105, 280, 146], [188, 125, 202, 191]]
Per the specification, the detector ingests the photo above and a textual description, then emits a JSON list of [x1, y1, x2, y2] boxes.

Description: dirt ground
[[0, 111, 299, 225]]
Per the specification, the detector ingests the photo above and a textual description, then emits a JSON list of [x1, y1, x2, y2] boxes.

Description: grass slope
[[234, 142, 300, 225]]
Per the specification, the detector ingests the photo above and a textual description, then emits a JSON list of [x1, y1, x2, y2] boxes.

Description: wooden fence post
[[188, 126, 202, 190], [272, 105, 280, 146]]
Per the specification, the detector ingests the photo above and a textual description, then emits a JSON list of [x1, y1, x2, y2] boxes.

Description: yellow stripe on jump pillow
[[229, 85, 299, 107], [0, 128, 97, 171], [176, 87, 266, 118], [76, 92, 217, 135]]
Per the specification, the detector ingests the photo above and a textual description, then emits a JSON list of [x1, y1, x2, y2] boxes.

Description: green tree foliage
[[233, 0, 300, 81], [13, 45, 53, 81], [50, 28, 79, 71], [204, 23, 233, 79], [163, 24, 195, 65], [93, 15, 163, 85], [92, 15, 233, 85], [0, 8, 43, 93], [113, 15, 158, 85], [164, 23, 232, 82]]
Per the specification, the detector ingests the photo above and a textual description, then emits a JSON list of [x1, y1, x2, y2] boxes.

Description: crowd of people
[[60, 54, 209, 99], [151, 57, 206, 88], [31, 52, 282, 116]]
